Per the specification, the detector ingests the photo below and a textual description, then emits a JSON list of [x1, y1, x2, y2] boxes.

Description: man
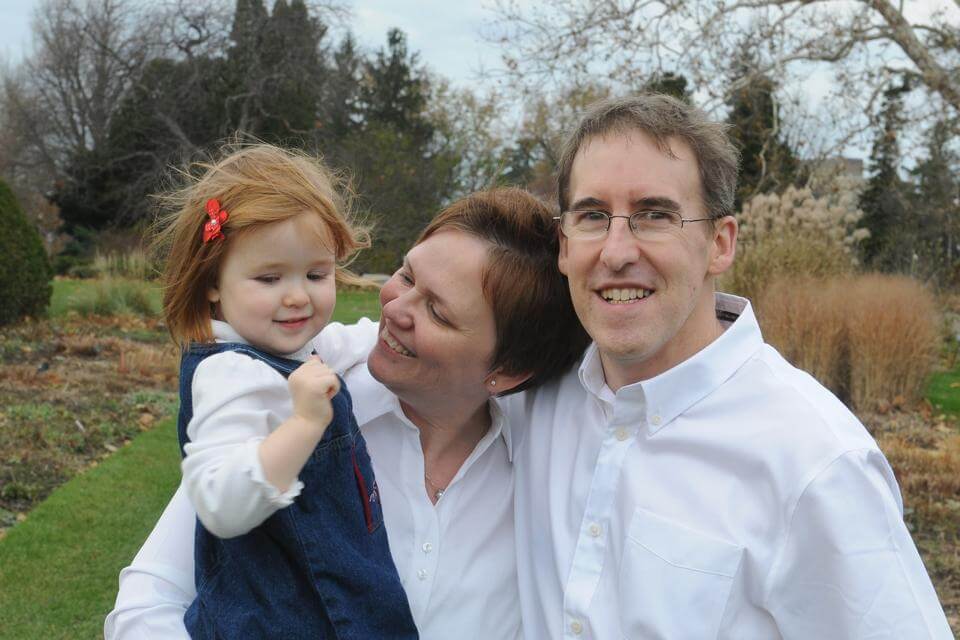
[[501, 95, 953, 638]]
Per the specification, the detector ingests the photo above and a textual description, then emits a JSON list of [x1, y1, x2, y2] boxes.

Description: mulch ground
[[0, 314, 177, 532]]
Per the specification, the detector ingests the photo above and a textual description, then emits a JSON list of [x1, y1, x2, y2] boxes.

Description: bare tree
[[6, 0, 160, 174], [486, 0, 960, 143]]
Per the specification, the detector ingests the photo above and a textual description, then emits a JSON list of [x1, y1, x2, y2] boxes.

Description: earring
[[490, 379, 497, 387]]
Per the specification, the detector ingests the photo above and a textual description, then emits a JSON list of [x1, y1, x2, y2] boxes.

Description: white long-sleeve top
[[106, 320, 522, 639], [499, 293, 952, 639], [180, 319, 376, 538]]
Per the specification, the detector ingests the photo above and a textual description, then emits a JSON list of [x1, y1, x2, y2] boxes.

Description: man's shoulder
[[728, 342, 878, 454]]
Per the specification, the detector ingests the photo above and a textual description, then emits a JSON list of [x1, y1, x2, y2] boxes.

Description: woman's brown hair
[[418, 187, 590, 395]]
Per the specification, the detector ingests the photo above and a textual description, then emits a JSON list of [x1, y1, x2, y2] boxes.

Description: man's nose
[[599, 217, 642, 271]]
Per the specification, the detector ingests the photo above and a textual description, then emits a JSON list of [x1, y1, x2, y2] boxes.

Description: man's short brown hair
[[418, 188, 590, 394], [557, 94, 740, 219]]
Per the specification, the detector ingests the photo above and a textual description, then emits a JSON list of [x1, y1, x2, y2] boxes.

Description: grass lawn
[[0, 282, 382, 638], [0, 423, 180, 640], [927, 363, 960, 417], [48, 279, 381, 323], [330, 286, 382, 324]]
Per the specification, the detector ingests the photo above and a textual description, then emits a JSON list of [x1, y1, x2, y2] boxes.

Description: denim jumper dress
[[177, 342, 419, 639]]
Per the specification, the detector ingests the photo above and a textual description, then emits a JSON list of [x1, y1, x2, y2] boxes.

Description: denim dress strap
[[175, 342, 419, 640]]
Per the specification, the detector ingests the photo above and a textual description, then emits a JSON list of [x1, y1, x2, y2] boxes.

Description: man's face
[[559, 131, 736, 388]]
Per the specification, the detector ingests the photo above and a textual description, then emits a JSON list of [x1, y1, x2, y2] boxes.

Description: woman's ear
[[484, 369, 533, 396]]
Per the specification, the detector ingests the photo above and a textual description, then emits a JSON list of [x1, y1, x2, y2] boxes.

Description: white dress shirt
[[500, 293, 952, 640], [106, 320, 521, 640]]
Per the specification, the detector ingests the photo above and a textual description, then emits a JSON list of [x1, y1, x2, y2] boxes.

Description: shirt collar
[[351, 369, 513, 462], [577, 293, 765, 435], [210, 319, 315, 362]]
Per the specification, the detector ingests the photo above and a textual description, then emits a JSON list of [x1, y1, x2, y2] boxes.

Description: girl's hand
[[288, 356, 340, 430]]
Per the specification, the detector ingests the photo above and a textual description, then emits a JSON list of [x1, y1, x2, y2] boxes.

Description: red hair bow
[[202, 199, 228, 243]]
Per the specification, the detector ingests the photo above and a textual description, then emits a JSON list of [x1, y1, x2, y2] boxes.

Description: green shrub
[[92, 247, 156, 280], [66, 263, 99, 279], [0, 179, 53, 325], [51, 226, 96, 276], [65, 278, 160, 317]]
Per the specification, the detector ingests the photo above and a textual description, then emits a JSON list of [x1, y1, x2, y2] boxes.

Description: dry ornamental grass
[[757, 274, 939, 412]]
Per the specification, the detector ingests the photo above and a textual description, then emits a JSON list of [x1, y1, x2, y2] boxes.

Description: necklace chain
[[424, 471, 447, 501]]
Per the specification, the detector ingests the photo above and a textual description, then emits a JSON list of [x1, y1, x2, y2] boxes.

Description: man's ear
[[558, 227, 569, 277], [707, 215, 737, 276], [484, 369, 533, 396]]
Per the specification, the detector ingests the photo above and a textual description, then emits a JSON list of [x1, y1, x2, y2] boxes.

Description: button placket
[[563, 416, 636, 638]]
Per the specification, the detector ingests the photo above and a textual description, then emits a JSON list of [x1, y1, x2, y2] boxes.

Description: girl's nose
[[283, 282, 310, 307]]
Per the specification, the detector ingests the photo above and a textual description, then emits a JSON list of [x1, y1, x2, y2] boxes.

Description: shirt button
[[615, 428, 629, 441], [417, 569, 428, 580], [422, 542, 433, 553], [651, 415, 662, 426], [570, 620, 583, 635], [589, 523, 601, 537]]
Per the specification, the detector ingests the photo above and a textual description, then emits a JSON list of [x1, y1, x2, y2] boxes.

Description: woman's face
[[367, 229, 498, 409]]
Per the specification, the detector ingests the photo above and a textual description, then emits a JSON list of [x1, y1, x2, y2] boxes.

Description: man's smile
[[597, 287, 654, 304]]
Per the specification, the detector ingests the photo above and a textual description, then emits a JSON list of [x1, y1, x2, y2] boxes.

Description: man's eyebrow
[[568, 196, 682, 212], [569, 197, 607, 211], [631, 196, 681, 212]]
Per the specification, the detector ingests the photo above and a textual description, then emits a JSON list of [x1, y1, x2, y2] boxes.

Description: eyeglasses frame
[[553, 210, 717, 239]]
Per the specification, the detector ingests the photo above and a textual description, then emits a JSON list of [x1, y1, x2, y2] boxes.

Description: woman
[[105, 187, 589, 639]]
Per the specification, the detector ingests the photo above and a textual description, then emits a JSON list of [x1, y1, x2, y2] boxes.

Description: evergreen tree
[[726, 51, 798, 210], [911, 120, 960, 282], [858, 81, 913, 270], [226, 0, 269, 133], [644, 72, 691, 103], [360, 28, 433, 145], [324, 33, 363, 141], [334, 28, 457, 272], [0, 178, 52, 324], [259, 0, 327, 141]]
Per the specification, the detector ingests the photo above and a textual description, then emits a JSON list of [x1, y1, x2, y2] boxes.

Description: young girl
[[154, 144, 418, 639]]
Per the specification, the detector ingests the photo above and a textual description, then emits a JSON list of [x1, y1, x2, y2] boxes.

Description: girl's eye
[[308, 271, 329, 281], [398, 270, 414, 286], [255, 275, 279, 284]]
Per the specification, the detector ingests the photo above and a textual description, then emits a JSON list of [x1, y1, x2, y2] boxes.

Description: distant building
[[805, 157, 865, 186]]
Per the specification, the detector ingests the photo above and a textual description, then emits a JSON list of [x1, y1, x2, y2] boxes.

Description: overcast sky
[[0, 0, 501, 88]]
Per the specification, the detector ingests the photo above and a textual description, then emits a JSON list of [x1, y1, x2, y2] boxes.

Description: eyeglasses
[[554, 210, 715, 240]]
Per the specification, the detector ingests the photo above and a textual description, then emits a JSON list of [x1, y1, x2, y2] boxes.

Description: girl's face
[[207, 213, 337, 355]]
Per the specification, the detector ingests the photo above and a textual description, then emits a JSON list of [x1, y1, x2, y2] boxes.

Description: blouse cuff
[[243, 438, 304, 506]]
